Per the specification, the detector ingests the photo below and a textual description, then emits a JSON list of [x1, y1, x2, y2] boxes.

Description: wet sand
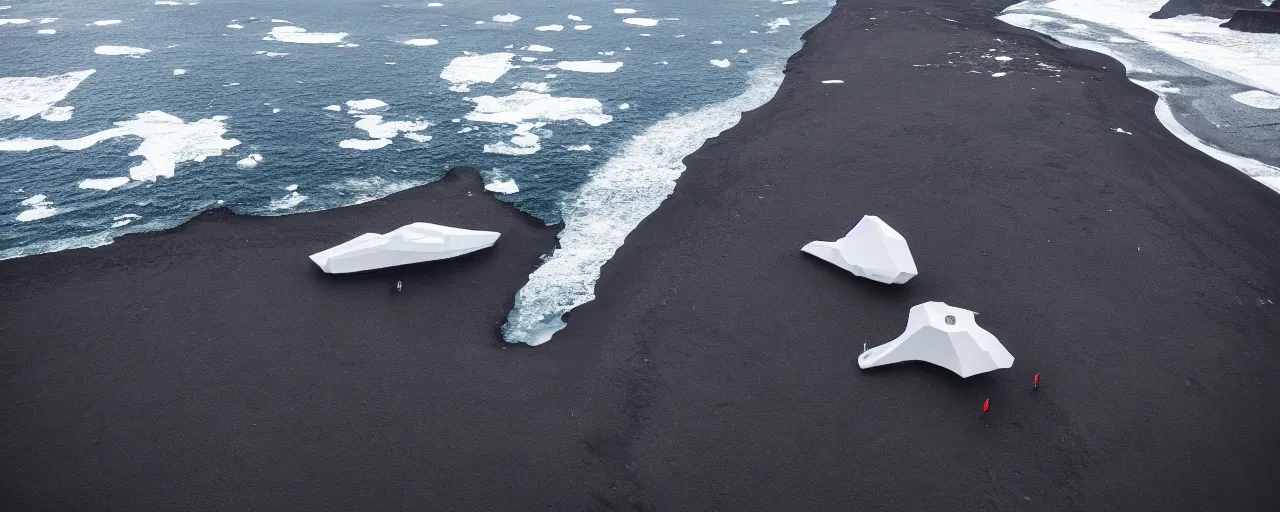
[[4, 0, 1280, 510]]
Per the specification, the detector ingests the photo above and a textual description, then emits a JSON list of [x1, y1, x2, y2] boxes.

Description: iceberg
[[802, 215, 917, 284], [309, 222, 500, 274], [859, 302, 1014, 378]]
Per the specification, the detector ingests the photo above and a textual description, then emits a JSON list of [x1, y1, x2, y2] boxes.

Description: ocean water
[[0, 0, 832, 344], [999, 0, 1280, 192]]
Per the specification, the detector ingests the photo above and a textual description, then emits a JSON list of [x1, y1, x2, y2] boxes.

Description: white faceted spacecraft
[[859, 301, 1014, 378], [802, 215, 917, 284], [309, 222, 500, 274]]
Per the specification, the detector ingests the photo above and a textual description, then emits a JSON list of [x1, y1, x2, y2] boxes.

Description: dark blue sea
[[0, 0, 832, 343]]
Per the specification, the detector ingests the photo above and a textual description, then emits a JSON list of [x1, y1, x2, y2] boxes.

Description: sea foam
[[999, 0, 1280, 192], [502, 66, 784, 345]]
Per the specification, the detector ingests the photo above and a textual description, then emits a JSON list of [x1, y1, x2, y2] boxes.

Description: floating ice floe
[[254, 50, 290, 57], [90, 20, 121, 26], [427, 2, 442, 6], [492, 13, 521, 23], [403, 38, 438, 46], [79, 177, 131, 191], [524, 44, 553, 52], [568, 15, 582, 21], [37, 29, 55, 34], [485, 179, 519, 193], [0, 111, 240, 182], [618, 103, 630, 110], [339, 138, 391, 150], [991, 72, 1007, 77], [536, 24, 563, 31], [765, 17, 790, 32], [269, 190, 307, 210], [227, 23, 243, 29], [346, 98, 387, 111], [173, 68, 186, 75], [483, 170, 520, 193], [309, 223, 501, 274], [465, 91, 612, 126], [440, 52, 516, 92], [517, 82, 550, 93], [1113, 127, 1133, 135], [566, 145, 592, 151], [802, 215, 917, 285], [15, 194, 55, 222], [822, 80, 844, 84], [40, 106, 72, 121], [574, 25, 592, 30], [323, 104, 342, 111], [1232, 90, 1280, 109], [710, 59, 730, 68], [614, 8, 637, 14], [0, 70, 94, 121], [467, 91, 611, 156], [859, 301, 1014, 378], [624, 18, 659, 27], [95, 46, 150, 56], [264, 25, 347, 44], [236, 153, 263, 168], [555, 60, 623, 73]]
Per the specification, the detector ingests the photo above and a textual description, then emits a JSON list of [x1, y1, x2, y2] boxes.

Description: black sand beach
[[5, 0, 1280, 510]]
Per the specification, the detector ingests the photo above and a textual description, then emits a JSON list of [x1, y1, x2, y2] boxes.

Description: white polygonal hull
[[310, 222, 500, 274], [858, 301, 1013, 378], [802, 215, 917, 284]]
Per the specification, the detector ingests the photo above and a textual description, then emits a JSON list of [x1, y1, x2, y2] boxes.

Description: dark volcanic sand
[[5, 0, 1280, 510]]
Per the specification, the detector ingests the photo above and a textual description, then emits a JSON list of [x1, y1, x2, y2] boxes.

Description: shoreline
[[5, 0, 1280, 510]]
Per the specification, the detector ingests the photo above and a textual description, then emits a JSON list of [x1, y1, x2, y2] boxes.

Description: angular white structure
[[309, 223, 500, 274], [859, 301, 1014, 378], [802, 215, 917, 284]]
